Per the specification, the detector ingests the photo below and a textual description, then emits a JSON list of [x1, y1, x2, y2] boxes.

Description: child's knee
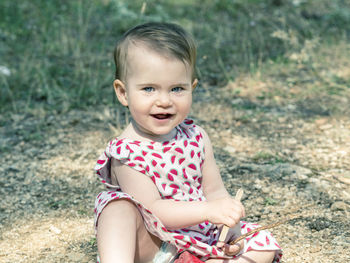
[[252, 250, 276, 263], [236, 250, 276, 263], [102, 199, 141, 221], [265, 251, 276, 262]]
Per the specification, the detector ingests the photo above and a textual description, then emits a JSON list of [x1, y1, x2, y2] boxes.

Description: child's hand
[[216, 238, 244, 256], [216, 225, 244, 256], [206, 197, 245, 227]]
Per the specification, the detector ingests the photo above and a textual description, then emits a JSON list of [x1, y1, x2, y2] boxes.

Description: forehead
[[125, 43, 192, 80], [126, 42, 183, 65]]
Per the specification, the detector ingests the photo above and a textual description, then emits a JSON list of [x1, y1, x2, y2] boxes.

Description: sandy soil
[[0, 80, 349, 262]]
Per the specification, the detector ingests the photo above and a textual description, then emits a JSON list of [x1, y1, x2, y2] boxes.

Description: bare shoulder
[[194, 124, 212, 146], [110, 157, 144, 185], [110, 157, 161, 206]]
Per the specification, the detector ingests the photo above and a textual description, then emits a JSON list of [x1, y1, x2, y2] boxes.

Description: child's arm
[[198, 126, 245, 225], [111, 159, 209, 230], [199, 127, 230, 201], [198, 126, 245, 254]]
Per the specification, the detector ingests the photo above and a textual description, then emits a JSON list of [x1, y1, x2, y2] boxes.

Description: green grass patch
[[264, 197, 278, 206], [252, 151, 286, 164], [0, 0, 349, 115]]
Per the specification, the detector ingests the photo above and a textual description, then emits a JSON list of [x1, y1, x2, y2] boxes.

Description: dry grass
[[0, 216, 94, 263]]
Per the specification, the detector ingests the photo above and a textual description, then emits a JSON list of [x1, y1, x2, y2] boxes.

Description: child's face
[[114, 44, 197, 138]]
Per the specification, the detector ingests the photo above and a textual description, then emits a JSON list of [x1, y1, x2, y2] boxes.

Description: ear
[[113, 79, 128, 107], [191, 78, 198, 91]]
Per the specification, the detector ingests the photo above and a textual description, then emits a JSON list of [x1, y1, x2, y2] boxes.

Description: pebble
[[224, 145, 236, 154], [255, 197, 264, 204], [330, 201, 348, 211], [49, 225, 62, 235], [67, 252, 85, 262], [320, 124, 333, 130], [309, 242, 322, 253]]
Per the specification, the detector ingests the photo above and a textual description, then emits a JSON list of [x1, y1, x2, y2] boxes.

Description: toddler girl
[[94, 22, 282, 263]]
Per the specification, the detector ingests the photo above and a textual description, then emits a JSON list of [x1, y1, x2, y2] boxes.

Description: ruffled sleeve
[[95, 138, 153, 189], [95, 138, 131, 189]]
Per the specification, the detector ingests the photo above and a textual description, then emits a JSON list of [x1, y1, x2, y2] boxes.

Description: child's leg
[[97, 199, 162, 263], [206, 250, 275, 263]]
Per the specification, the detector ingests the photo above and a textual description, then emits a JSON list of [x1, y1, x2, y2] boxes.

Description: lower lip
[[152, 115, 173, 123]]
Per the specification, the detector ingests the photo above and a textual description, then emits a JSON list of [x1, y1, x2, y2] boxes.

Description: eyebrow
[[136, 83, 191, 87]]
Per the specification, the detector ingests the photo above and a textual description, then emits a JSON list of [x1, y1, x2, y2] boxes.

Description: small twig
[[229, 203, 315, 245], [230, 214, 301, 245]]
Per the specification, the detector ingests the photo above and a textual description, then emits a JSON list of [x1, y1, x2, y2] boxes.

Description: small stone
[[319, 124, 333, 130], [254, 184, 262, 190], [287, 138, 298, 145], [330, 201, 348, 211], [310, 243, 322, 253], [337, 174, 350, 185], [49, 225, 62, 234], [256, 197, 264, 204], [261, 188, 270, 194], [224, 146, 236, 154], [315, 118, 328, 126], [67, 252, 85, 261]]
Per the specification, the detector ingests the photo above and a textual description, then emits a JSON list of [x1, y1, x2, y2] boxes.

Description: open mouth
[[152, 113, 173, 120]]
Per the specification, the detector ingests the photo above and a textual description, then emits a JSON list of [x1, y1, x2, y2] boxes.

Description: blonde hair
[[114, 22, 197, 81]]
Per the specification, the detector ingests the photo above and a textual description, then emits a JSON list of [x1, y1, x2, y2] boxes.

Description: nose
[[155, 92, 172, 107]]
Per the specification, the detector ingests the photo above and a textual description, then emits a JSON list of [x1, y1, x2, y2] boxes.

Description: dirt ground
[[0, 75, 349, 262]]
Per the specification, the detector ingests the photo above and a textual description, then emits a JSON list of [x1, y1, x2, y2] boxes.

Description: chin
[[151, 125, 179, 136], [152, 129, 173, 136]]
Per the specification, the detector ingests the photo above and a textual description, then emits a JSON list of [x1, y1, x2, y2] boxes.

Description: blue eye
[[143, 87, 154, 92], [172, 86, 184, 92]]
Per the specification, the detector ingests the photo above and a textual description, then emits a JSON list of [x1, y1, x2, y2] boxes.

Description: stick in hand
[[218, 188, 244, 243]]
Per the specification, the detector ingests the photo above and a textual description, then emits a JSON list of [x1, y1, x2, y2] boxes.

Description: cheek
[[177, 96, 192, 112], [127, 92, 141, 105], [128, 98, 150, 115]]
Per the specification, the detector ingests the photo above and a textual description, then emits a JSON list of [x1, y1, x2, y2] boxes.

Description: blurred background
[[1, 0, 349, 116]]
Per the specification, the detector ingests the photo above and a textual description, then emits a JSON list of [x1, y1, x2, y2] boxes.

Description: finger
[[230, 214, 241, 225], [221, 216, 235, 228], [237, 240, 244, 251], [233, 201, 244, 217], [226, 218, 238, 228], [224, 244, 239, 256], [240, 204, 245, 217], [225, 242, 243, 256], [216, 241, 225, 248]]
